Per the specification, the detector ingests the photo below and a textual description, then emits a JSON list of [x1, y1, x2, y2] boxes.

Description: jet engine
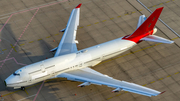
[[50, 47, 58, 52], [59, 28, 66, 32], [78, 82, 91, 87], [112, 88, 123, 93]]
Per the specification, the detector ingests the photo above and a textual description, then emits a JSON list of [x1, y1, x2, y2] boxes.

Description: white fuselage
[[5, 37, 136, 88]]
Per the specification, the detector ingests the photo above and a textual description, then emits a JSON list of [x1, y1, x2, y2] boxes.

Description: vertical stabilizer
[[123, 7, 164, 43]]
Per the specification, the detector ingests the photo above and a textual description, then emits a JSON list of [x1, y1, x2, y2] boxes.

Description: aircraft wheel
[[21, 87, 25, 91]]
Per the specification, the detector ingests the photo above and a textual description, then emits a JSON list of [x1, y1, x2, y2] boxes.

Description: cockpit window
[[13, 72, 20, 76], [13, 69, 22, 76]]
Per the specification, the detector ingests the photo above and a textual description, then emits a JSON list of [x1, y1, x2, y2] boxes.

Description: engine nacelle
[[75, 40, 79, 44], [112, 88, 122, 93], [60, 28, 66, 32], [78, 82, 91, 87], [50, 47, 58, 52]]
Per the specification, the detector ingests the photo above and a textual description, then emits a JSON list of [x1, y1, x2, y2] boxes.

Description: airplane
[[4, 3, 174, 97]]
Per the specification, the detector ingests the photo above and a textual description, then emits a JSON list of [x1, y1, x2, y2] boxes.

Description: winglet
[[159, 91, 166, 95], [76, 3, 82, 8]]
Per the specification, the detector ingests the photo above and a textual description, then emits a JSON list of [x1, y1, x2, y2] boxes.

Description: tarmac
[[0, 0, 180, 101]]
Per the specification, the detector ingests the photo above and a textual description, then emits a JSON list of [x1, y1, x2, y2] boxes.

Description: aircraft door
[[79, 62, 83, 68], [51, 71, 55, 77], [28, 75, 32, 83], [41, 61, 45, 72], [101, 54, 105, 61]]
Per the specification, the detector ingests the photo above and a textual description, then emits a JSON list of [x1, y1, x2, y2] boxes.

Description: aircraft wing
[[54, 4, 81, 57], [57, 67, 162, 97]]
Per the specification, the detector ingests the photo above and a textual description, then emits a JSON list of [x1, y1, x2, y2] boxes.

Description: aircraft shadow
[[0, 24, 65, 101]]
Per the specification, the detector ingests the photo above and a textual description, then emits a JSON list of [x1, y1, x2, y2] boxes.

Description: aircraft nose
[[5, 74, 15, 87], [4, 78, 11, 87]]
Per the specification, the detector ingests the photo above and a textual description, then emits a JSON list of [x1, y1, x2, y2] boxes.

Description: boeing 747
[[5, 4, 173, 97]]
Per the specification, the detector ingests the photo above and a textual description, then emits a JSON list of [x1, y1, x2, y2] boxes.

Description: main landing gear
[[21, 87, 25, 91]]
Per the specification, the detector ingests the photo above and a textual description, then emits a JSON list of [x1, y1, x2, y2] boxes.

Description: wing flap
[[57, 68, 161, 97]]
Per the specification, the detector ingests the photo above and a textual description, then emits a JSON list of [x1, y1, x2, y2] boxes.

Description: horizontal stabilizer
[[137, 15, 146, 29], [141, 35, 174, 44]]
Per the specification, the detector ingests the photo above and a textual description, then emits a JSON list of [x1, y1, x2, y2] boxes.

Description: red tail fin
[[123, 7, 164, 43]]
